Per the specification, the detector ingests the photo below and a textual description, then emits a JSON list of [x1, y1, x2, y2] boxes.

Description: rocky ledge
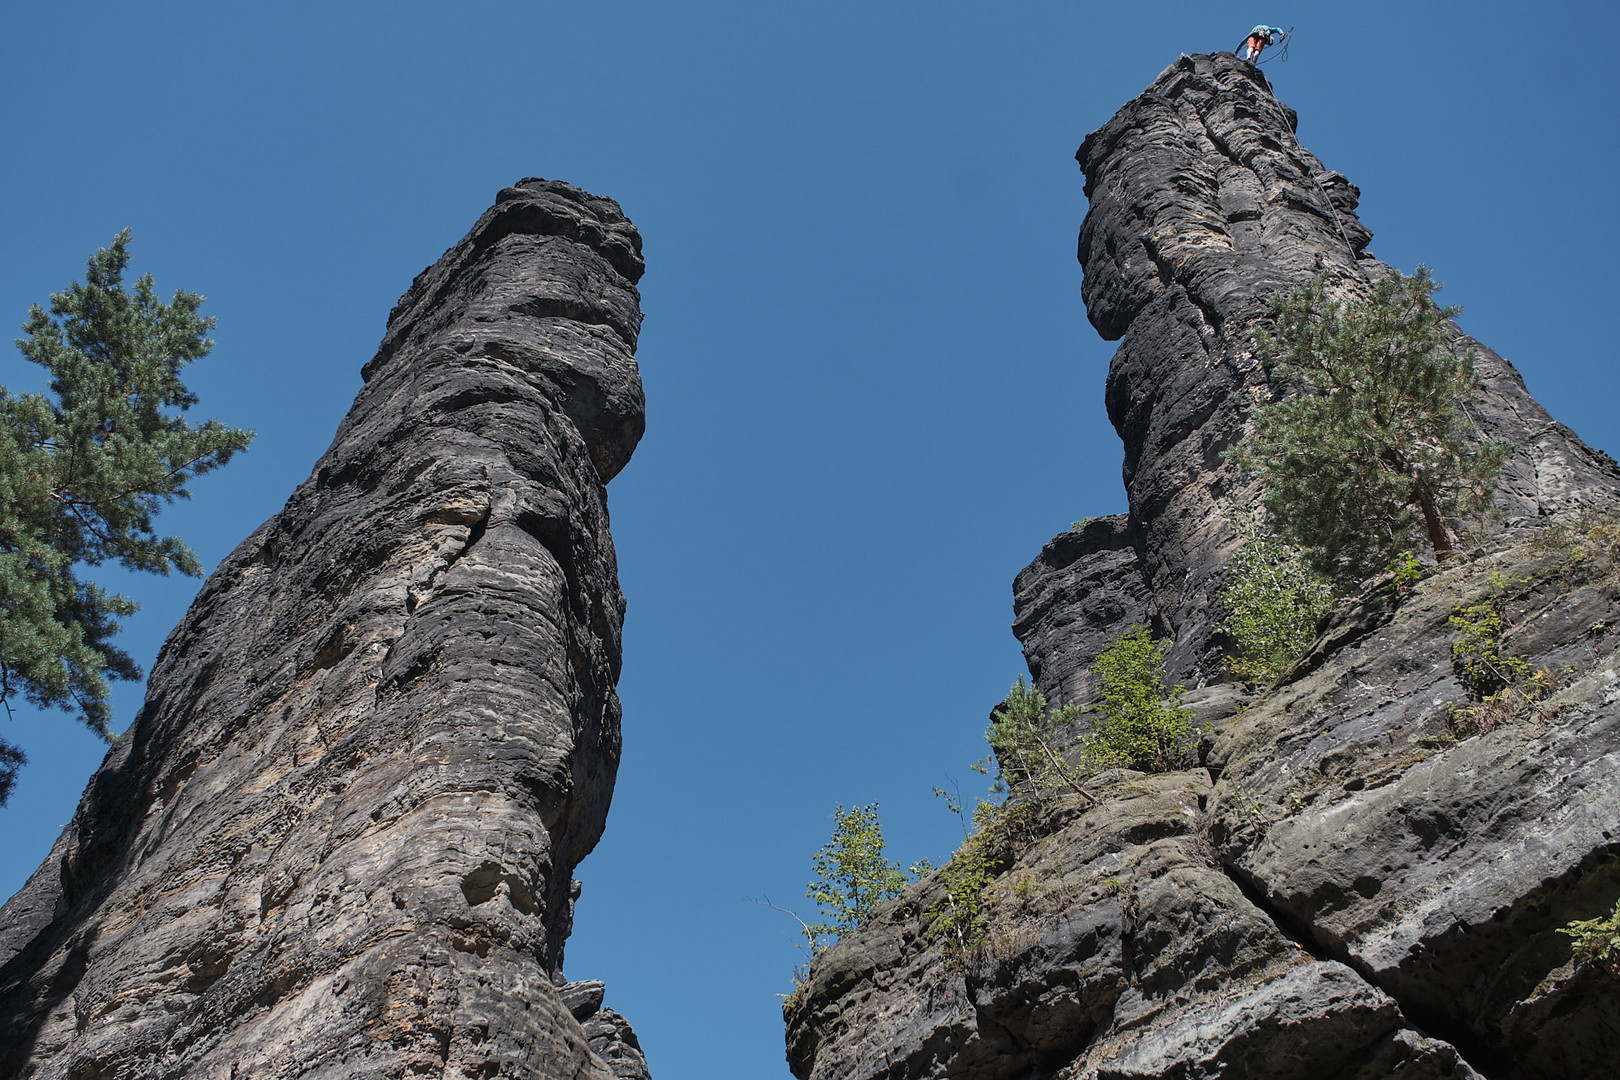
[[789, 529, 1620, 1080], [0, 179, 652, 1080], [784, 54, 1620, 1080]]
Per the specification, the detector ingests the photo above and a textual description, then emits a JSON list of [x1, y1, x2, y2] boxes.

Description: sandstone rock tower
[[0, 180, 651, 1079], [785, 55, 1620, 1080], [1015, 53, 1620, 709]]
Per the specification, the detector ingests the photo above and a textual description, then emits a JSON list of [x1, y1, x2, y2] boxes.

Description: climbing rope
[[1249, 28, 1351, 256], [1308, 168, 1359, 258]]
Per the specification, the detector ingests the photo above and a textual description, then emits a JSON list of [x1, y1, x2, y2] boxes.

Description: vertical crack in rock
[[0, 178, 652, 1080], [1216, 850, 1499, 1079]]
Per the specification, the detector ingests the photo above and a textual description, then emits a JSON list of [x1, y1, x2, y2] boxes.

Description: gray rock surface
[[1012, 515, 1157, 708], [1207, 540, 1620, 1080], [786, 53, 1620, 1080], [0, 178, 651, 1079], [786, 772, 1484, 1080]]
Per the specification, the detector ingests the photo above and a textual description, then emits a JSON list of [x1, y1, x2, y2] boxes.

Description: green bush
[[1450, 599, 1530, 697], [1558, 899, 1620, 976], [1085, 626, 1194, 772], [1449, 573, 1532, 698], [923, 836, 997, 962], [922, 801, 1040, 965], [1387, 550, 1424, 591], [1218, 511, 1336, 683], [1445, 571, 1557, 737]]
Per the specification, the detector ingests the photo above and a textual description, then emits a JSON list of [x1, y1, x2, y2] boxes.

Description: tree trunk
[[1380, 447, 1454, 560], [1412, 470, 1454, 559]]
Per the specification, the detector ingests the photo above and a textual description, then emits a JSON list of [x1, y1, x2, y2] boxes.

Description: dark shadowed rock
[[786, 53, 1620, 1080], [0, 178, 651, 1079], [1013, 514, 1157, 706]]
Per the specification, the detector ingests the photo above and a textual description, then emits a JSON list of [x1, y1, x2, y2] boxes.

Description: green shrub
[[1085, 625, 1194, 772], [1445, 572, 1558, 736], [1388, 550, 1424, 591], [1558, 899, 1620, 976], [923, 836, 997, 963], [1450, 598, 1530, 698], [922, 801, 1040, 965], [1218, 512, 1336, 683]]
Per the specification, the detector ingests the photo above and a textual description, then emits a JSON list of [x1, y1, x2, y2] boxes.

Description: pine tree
[[1227, 268, 1509, 581], [981, 677, 1092, 802], [0, 231, 252, 802]]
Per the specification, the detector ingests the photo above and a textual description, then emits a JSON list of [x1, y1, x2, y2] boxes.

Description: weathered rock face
[[1205, 533, 1620, 1080], [1017, 52, 1620, 708], [0, 179, 652, 1080], [785, 55, 1620, 1080]]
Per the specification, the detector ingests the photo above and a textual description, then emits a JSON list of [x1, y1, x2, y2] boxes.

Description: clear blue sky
[[2, 3, 1616, 1077]]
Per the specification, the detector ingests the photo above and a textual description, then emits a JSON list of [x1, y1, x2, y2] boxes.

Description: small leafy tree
[[1084, 625, 1193, 772], [805, 803, 911, 949], [1218, 510, 1336, 683], [921, 799, 1040, 965], [981, 677, 1094, 803], [0, 231, 252, 800], [923, 833, 997, 961], [1450, 599, 1531, 699], [1227, 268, 1510, 580]]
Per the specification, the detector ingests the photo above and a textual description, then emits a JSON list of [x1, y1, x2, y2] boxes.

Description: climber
[[1242, 25, 1286, 62]]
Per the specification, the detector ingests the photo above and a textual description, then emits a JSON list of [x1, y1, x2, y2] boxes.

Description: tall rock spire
[[785, 55, 1620, 1080], [1016, 52, 1620, 707], [0, 179, 651, 1079]]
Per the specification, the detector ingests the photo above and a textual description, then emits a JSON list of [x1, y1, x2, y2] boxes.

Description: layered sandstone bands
[[0, 179, 650, 1079], [1018, 52, 1619, 708]]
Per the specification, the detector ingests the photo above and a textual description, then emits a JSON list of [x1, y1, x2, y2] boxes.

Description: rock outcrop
[[784, 54, 1620, 1080], [1016, 52, 1620, 708], [0, 179, 652, 1080]]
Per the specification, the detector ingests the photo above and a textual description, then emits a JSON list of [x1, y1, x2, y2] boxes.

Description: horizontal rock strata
[[0, 179, 651, 1080], [786, 769, 1485, 1080], [1207, 539, 1620, 1080]]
